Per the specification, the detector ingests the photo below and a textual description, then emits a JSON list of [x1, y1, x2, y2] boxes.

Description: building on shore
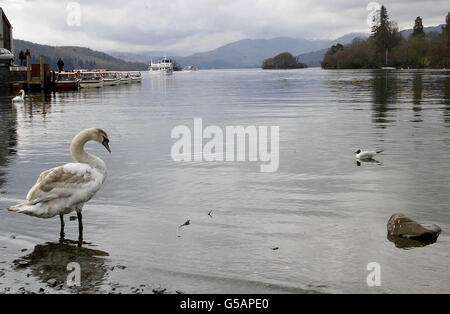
[[0, 8, 13, 52]]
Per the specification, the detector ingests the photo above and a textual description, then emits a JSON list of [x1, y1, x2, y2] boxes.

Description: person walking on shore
[[19, 50, 25, 66], [57, 58, 65, 72]]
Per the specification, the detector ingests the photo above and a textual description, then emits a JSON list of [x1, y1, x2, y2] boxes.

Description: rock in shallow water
[[387, 213, 441, 246]]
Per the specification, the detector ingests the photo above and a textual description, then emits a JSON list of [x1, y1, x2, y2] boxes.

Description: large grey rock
[[387, 213, 441, 242]]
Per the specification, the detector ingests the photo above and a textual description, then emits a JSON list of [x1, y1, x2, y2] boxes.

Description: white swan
[[8, 128, 111, 242], [11, 89, 25, 103], [355, 149, 383, 160]]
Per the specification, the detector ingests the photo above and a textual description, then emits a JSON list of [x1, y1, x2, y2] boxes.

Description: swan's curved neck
[[70, 130, 106, 172]]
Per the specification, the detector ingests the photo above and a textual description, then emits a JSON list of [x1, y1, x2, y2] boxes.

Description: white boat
[[130, 72, 142, 83], [183, 66, 198, 71], [148, 57, 173, 75], [119, 72, 132, 84], [102, 72, 121, 86], [79, 72, 104, 88]]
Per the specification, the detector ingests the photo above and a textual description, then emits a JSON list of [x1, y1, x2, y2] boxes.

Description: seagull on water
[[354, 149, 384, 160], [8, 128, 111, 243]]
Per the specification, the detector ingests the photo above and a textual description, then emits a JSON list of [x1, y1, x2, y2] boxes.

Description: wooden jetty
[[8, 55, 55, 92]]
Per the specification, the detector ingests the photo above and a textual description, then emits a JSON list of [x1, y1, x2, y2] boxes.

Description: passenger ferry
[[148, 57, 173, 75]]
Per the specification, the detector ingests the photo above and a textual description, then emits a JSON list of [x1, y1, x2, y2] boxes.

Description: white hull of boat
[[149, 69, 173, 75], [103, 79, 121, 86], [80, 81, 104, 88], [131, 77, 142, 83], [120, 78, 131, 84]]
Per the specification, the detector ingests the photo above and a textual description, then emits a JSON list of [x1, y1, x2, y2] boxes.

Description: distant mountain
[[106, 33, 368, 70], [173, 34, 368, 69], [297, 25, 445, 68], [399, 24, 444, 37], [297, 48, 328, 68], [13, 39, 147, 71], [108, 51, 151, 63]]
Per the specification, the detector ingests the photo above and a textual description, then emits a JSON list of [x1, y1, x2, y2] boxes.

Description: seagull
[[207, 210, 213, 217], [354, 149, 383, 160], [11, 89, 25, 103], [8, 128, 110, 244]]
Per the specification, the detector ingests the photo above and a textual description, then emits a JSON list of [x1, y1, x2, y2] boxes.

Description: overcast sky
[[1, 0, 448, 55]]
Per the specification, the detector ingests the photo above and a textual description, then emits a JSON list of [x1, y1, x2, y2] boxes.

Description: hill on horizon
[[13, 39, 147, 71], [110, 33, 368, 69]]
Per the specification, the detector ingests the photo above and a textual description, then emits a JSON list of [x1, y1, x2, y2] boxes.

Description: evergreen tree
[[412, 16, 424, 36], [371, 5, 401, 65]]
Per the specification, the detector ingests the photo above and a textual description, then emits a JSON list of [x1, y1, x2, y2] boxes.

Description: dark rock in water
[[387, 213, 441, 248]]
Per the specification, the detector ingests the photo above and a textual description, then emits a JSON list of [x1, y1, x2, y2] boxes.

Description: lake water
[[0, 68, 449, 293]]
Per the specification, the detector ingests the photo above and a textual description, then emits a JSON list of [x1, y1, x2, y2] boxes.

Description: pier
[[7, 56, 54, 92]]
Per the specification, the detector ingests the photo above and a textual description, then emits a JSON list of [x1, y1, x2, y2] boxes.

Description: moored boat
[[119, 72, 132, 84], [102, 72, 121, 86], [55, 72, 80, 90], [79, 72, 104, 88], [130, 72, 142, 83]]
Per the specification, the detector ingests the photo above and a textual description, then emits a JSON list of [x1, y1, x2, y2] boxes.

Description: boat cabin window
[[57, 74, 77, 81]]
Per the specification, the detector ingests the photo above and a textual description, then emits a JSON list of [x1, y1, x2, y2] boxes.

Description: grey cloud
[[2, 0, 448, 53]]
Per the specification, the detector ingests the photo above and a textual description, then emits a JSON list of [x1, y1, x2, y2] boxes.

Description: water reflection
[[14, 239, 109, 293], [14, 92, 53, 121], [149, 75, 173, 96], [371, 70, 398, 127], [412, 73, 423, 122], [356, 159, 382, 167], [387, 234, 437, 249], [0, 98, 18, 189], [443, 75, 450, 125]]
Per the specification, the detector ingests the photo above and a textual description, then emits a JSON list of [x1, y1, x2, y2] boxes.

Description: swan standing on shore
[[355, 149, 383, 160], [11, 89, 25, 103], [9, 128, 111, 242]]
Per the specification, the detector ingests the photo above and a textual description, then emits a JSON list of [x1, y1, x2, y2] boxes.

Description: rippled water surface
[[1, 68, 449, 293]]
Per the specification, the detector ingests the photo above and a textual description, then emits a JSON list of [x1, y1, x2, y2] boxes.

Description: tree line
[[322, 8, 449, 69]]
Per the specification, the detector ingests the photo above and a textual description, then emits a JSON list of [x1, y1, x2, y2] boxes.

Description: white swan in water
[[11, 89, 25, 103], [355, 149, 383, 160], [9, 128, 111, 242]]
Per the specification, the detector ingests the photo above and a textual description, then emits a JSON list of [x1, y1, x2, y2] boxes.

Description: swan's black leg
[[77, 212, 83, 246], [59, 214, 65, 239]]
